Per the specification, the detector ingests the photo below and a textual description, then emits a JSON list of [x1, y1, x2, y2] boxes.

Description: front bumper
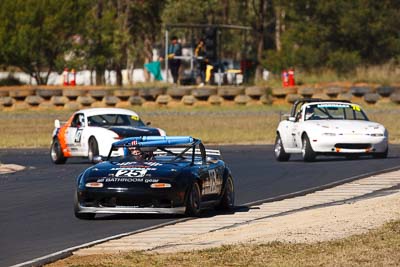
[[77, 205, 186, 214], [310, 135, 388, 154], [76, 186, 187, 215]]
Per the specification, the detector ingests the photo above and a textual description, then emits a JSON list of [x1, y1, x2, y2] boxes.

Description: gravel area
[[151, 191, 400, 253]]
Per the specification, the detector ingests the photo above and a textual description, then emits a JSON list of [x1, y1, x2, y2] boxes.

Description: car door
[[198, 145, 223, 201], [65, 113, 85, 155]]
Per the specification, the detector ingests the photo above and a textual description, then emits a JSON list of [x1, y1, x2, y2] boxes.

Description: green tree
[[0, 0, 89, 85]]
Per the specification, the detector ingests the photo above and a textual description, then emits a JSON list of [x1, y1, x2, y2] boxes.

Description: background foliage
[[0, 0, 399, 85]]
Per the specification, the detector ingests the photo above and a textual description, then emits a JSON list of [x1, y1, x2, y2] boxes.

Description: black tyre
[[373, 147, 388, 159], [216, 175, 235, 211], [50, 138, 67, 164], [74, 191, 95, 220], [301, 134, 316, 162], [88, 137, 99, 163], [274, 134, 291, 161], [185, 182, 202, 217]]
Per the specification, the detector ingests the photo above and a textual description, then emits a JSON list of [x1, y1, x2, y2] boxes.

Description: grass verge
[[47, 220, 400, 267]]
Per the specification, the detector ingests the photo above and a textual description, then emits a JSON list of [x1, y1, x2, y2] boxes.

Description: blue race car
[[74, 136, 235, 219]]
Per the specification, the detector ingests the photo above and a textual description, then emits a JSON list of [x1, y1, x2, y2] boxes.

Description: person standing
[[194, 39, 206, 85], [167, 36, 182, 84]]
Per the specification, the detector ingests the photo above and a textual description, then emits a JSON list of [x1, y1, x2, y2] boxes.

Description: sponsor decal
[[145, 162, 163, 167], [208, 169, 218, 194], [96, 177, 159, 183], [110, 167, 156, 171], [317, 104, 350, 108], [351, 104, 361, 111], [131, 115, 139, 121]]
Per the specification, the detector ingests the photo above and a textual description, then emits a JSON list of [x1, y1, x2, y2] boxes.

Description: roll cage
[[290, 98, 351, 117], [107, 136, 209, 164]]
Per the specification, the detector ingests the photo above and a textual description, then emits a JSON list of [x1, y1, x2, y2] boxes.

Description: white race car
[[274, 99, 388, 162], [50, 108, 166, 164]]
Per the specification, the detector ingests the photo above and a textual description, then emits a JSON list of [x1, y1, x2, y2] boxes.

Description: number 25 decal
[[115, 169, 147, 177]]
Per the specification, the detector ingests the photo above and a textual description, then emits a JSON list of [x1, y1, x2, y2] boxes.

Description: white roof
[[76, 108, 139, 117]]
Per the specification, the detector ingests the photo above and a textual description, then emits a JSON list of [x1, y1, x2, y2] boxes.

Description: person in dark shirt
[[167, 36, 182, 84]]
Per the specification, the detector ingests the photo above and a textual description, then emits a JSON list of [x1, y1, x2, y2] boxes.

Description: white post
[[165, 30, 169, 83]]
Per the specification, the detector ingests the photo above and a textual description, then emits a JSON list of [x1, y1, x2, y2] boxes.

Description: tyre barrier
[[182, 95, 196, 105], [245, 86, 270, 99], [138, 87, 166, 101], [51, 96, 69, 106], [298, 87, 315, 98], [364, 93, 380, 104], [129, 96, 144, 106], [192, 87, 217, 101], [25, 95, 44, 106], [166, 86, 193, 100], [324, 86, 342, 98], [218, 86, 245, 100], [88, 89, 112, 101], [0, 96, 14, 107], [9, 89, 34, 100], [338, 92, 353, 101], [114, 89, 137, 101], [1, 84, 400, 110], [350, 86, 372, 97], [286, 94, 301, 104], [77, 96, 95, 107], [260, 94, 273, 105], [155, 94, 171, 105], [208, 95, 223, 105], [0, 90, 9, 97], [234, 94, 251, 105], [376, 86, 396, 97], [390, 93, 400, 104], [63, 89, 86, 100], [36, 88, 63, 100]]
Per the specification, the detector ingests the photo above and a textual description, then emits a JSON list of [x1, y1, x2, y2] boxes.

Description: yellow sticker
[[131, 115, 139, 121], [351, 105, 361, 111]]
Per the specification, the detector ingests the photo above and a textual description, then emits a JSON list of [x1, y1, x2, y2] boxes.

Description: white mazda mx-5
[[50, 108, 166, 164], [274, 99, 388, 162]]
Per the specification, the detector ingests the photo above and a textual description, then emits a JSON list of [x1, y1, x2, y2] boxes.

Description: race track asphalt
[[1, 145, 400, 267]]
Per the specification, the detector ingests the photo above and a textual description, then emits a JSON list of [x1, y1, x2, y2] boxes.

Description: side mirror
[[93, 156, 103, 164], [54, 119, 61, 128], [146, 121, 151, 126]]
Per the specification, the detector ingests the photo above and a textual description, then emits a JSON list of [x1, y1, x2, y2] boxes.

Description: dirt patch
[[152, 191, 400, 253], [0, 164, 25, 174]]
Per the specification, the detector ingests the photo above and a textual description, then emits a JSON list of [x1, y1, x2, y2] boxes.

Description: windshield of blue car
[[87, 114, 145, 127], [304, 103, 369, 121], [108, 145, 202, 163]]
